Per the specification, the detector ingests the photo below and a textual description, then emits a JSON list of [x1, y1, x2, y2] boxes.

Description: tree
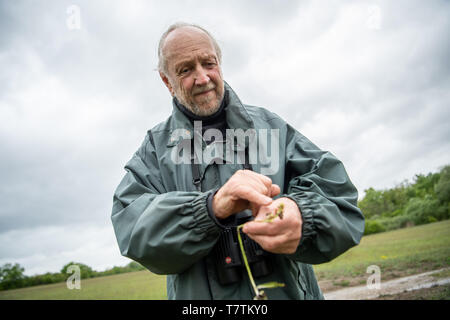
[[435, 165, 450, 204], [0, 263, 26, 290], [364, 220, 385, 235], [61, 262, 95, 279], [412, 172, 440, 198], [126, 261, 145, 271], [358, 188, 384, 218], [404, 195, 440, 225]]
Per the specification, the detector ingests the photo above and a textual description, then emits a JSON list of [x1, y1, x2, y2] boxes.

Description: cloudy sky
[[1, 0, 449, 276]]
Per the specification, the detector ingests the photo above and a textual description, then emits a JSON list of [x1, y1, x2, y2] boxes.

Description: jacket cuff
[[280, 192, 316, 246], [191, 191, 221, 239], [206, 189, 229, 229]]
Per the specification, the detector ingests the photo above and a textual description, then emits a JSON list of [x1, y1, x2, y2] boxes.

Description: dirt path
[[323, 268, 450, 300]]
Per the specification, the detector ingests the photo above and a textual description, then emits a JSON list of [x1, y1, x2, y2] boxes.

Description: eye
[[178, 67, 190, 76], [204, 62, 216, 68]]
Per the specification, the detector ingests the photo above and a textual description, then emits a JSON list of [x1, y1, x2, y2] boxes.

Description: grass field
[[313, 219, 450, 290], [0, 269, 167, 300], [1, 220, 449, 300]]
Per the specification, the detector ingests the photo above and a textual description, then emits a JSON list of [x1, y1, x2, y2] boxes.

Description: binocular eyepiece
[[211, 210, 273, 285]]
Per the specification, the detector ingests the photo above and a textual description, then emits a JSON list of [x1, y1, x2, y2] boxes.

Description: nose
[[194, 65, 210, 86]]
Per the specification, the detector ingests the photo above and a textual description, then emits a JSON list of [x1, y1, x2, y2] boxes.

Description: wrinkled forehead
[[163, 27, 218, 66]]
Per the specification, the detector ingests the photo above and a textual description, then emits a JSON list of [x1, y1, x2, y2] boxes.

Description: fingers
[[213, 170, 281, 219], [243, 221, 300, 254], [234, 184, 273, 207], [227, 170, 278, 208], [245, 233, 299, 254], [242, 169, 272, 186], [234, 170, 280, 210], [243, 219, 280, 236], [247, 187, 280, 217], [270, 184, 281, 197], [238, 170, 273, 197], [242, 197, 302, 254]]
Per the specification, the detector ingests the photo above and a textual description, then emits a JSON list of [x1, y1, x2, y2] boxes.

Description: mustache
[[192, 83, 216, 95]]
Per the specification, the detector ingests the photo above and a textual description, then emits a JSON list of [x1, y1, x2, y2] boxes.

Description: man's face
[[160, 27, 225, 117]]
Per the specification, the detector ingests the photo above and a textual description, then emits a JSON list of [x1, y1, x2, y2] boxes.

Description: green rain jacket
[[111, 82, 365, 300]]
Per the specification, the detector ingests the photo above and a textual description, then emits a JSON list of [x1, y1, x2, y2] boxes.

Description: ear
[[159, 72, 175, 96]]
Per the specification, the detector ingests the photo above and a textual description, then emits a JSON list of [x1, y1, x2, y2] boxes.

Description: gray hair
[[157, 22, 222, 75]]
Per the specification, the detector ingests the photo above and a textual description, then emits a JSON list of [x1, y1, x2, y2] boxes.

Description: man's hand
[[242, 197, 302, 254], [212, 170, 280, 219]]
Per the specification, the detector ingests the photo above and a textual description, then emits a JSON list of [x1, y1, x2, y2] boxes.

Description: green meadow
[[313, 219, 450, 282], [0, 268, 167, 300]]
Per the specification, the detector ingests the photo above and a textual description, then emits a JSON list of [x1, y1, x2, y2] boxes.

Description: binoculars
[[211, 209, 273, 285]]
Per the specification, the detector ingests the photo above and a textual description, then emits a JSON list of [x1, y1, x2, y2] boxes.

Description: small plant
[[237, 203, 285, 300]]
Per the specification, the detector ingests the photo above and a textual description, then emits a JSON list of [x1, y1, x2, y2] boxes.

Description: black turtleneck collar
[[174, 94, 227, 124]]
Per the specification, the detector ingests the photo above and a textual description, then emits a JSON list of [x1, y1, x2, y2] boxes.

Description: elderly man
[[111, 22, 364, 300]]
